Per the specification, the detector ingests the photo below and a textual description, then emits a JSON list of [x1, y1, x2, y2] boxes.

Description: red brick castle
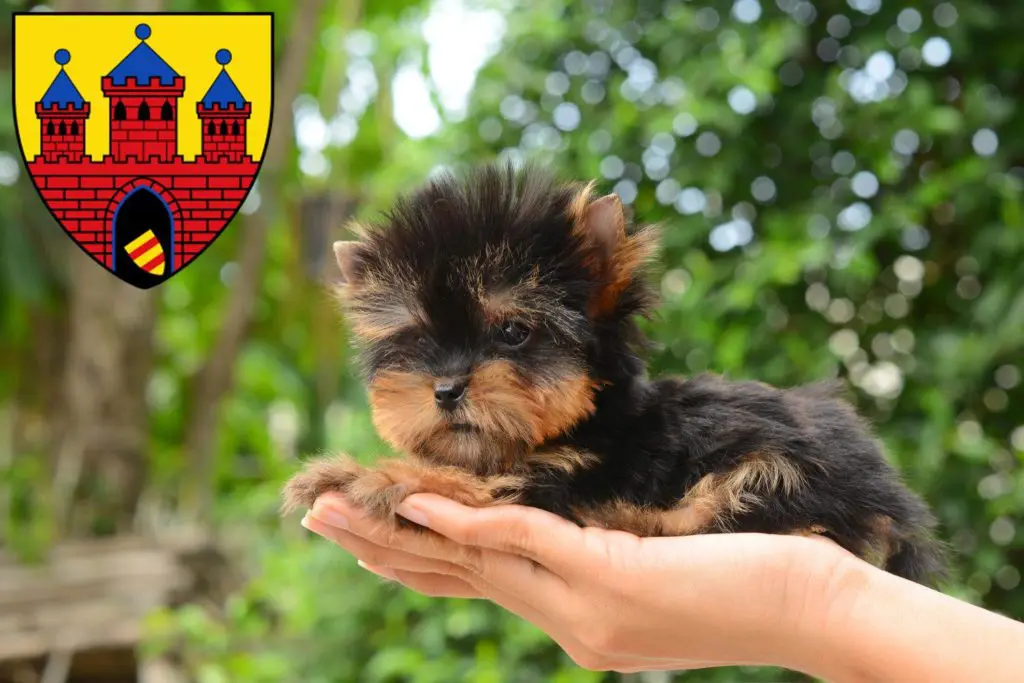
[[26, 23, 261, 288]]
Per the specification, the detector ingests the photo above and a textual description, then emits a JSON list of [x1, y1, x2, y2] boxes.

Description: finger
[[312, 494, 474, 565], [463, 545, 576, 612], [357, 560, 397, 580], [396, 494, 586, 576], [312, 494, 575, 616], [611, 659, 736, 673], [363, 565, 483, 599], [302, 513, 461, 576], [314, 495, 574, 609]]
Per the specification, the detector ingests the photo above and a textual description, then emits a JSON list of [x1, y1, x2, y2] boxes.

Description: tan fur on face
[[334, 274, 422, 342], [366, 361, 598, 473], [282, 453, 525, 522], [420, 430, 524, 474], [478, 271, 540, 326], [368, 370, 439, 453], [535, 373, 600, 440], [471, 360, 598, 444], [473, 267, 588, 345], [480, 288, 524, 325], [348, 302, 416, 341], [329, 233, 424, 343]]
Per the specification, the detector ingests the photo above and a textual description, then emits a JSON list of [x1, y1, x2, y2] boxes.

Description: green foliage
[[2, 0, 1022, 680]]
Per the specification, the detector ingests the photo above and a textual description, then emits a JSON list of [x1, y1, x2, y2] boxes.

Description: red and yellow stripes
[[124, 230, 165, 275]]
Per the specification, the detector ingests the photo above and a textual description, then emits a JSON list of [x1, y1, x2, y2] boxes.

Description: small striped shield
[[124, 229, 166, 275]]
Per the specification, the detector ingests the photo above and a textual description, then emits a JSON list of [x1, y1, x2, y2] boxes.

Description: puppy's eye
[[499, 321, 531, 347], [416, 336, 428, 346]]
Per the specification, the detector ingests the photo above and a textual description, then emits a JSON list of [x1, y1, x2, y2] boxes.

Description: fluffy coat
[[283, 163, 947, 586]]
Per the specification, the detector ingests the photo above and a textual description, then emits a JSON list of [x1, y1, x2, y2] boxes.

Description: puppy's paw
[[282, 455, 526, 529], [342, 460, 527, 527], [281, 454, 366, 514], [342, 466, 418, 524]]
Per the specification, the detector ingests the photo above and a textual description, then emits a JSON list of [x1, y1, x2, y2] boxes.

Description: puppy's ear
[[570, 186, 658, 318], [581, 194, 627, 270], [332, 240, 363, 285], [570, 182, 624, 273]]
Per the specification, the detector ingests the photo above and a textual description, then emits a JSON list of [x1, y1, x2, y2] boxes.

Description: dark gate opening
[[112, 188, 174, 289]]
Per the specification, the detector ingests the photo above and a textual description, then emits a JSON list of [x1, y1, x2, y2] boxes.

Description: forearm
[[799, 559, 1024, 683]]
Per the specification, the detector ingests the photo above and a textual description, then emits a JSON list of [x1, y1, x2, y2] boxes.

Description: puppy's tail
[[884, 522, 950, 587]]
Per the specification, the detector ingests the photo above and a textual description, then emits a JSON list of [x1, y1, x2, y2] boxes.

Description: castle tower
[[101, 23, 185, 163], [35, 49, 90, 163], [196, 49, 251, 163]]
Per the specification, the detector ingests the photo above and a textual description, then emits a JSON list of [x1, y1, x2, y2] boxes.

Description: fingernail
[[358, 560, 398, 581], [396, 501, 429, 528], [312, 503, 350, 530]]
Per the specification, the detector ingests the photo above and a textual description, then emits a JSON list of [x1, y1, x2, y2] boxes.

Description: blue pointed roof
[[41, 69, 86, 108], [202, 70, 246, 107], [106, 41, 180, 87]]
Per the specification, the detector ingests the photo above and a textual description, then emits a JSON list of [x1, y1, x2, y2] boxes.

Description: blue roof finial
[[41, 56, 86, 109], [201, 50, 247, 108], [106, 23, 180, 87]]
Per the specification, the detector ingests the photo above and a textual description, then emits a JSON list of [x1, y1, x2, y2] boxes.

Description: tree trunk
[[178, 0, 327, 522], [50, 259, 158, 535], [43, 0, 158, 539]]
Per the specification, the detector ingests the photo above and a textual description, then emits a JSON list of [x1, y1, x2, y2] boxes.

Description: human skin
[[300, 492, 1024, 681]]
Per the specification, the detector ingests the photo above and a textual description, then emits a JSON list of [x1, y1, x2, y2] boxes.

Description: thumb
[[397, 494, 586, 576]]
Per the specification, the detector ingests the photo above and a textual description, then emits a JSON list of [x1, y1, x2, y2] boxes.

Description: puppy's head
[[333, 163, 657, 473]]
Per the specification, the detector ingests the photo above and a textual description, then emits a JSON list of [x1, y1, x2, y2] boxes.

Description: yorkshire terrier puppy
[[283, 163, 947, 586]]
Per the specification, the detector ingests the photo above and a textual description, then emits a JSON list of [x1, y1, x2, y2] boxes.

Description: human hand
[[301, 493, 865, 675]]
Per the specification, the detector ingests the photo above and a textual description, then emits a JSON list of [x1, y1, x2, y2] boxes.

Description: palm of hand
[[302, 493, 854, 674]]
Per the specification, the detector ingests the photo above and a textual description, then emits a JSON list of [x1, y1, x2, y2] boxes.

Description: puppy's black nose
[[434, 378, 468, 411]]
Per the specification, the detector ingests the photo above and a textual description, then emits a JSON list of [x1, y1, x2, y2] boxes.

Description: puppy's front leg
[[282, 454, 524, 525]]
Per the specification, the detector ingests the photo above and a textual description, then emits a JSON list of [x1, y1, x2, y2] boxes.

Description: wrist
[[799, 558, 1024, 683], [767, 541, 883, 682]]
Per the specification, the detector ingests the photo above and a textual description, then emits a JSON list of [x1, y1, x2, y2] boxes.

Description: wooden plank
[[0, 535, 205, 663]]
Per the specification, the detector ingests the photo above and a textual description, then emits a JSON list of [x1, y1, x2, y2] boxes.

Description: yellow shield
[[12, 13, 273, 289]]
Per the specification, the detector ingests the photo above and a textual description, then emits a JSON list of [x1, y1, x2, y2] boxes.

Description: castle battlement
[[196, 101, 252, 116], [27, 154, 259, 173], [101, 75, 186, 94], [36, 101, 90, 115]]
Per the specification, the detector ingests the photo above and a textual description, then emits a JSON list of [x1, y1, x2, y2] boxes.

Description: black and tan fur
[[283, 163, 947, 586]]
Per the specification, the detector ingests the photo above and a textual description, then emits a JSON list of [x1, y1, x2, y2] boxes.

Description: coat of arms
[[12, 13, 274, 288]]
